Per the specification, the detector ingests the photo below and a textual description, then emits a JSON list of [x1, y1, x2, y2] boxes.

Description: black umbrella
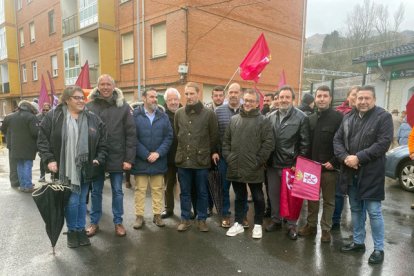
[[208, 164, 223, 217], [32, 181, 71, 254]]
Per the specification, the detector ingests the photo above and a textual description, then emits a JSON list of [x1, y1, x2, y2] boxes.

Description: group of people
[[1, 75, 397, 265]]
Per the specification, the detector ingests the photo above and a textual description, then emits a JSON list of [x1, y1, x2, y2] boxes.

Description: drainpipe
[[141, 0, 145, 89], [298, 0, 307, 101], [136, 0, 141, 99], [377, 58, 390, 110]]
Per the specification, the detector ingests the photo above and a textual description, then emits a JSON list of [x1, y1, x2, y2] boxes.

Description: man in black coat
[[334, 85, 393, 265], [298, 85, 342, 243], [266, 85, 310, 240], [86, 74, 136, 237], [1, 101, 38, 192]]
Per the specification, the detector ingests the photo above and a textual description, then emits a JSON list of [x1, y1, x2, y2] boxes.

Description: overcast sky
[[306, 0, 414, 37]]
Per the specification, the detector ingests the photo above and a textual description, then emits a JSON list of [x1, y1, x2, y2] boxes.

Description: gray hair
[[97, 74, 115, 86], [164, 87, 181, 101]]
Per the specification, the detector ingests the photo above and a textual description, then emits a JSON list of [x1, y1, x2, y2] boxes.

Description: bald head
[[227, 83, 241, 108]]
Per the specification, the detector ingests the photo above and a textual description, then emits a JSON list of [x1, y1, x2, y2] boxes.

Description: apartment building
[[0, 0, 306, 115]]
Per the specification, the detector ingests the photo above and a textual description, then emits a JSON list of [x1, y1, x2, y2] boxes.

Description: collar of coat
[[240, 106, 260, 117], [88, 87, 125, 108], [185, 101, 203, 114]]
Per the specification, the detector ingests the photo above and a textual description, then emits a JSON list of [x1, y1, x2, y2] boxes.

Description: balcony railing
[[62, 1, 98, 37], [65, 63, 99, 86]]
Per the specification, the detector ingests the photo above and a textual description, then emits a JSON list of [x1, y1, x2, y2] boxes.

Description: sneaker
[[161, 210, 174, 219], [67, 231, 79, 248], [39, 176, 46, 183], [298, 224, 317, 236], [133, 215, 144, 229], [197, 220, 209, 232], [226, 222, 245, 237], [252, 224, 263, 239], [321, 230, 331, 243], [153, 214, 165, 227], [221, 217, 231, 228], [177, 220, 192, 232]]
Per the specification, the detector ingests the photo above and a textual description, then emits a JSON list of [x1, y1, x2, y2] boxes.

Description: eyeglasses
[[70, 96, 85, 101]]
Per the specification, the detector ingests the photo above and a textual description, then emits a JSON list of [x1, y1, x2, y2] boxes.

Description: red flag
[[254, 86, 265, 110], [277, 69, 286, 89], [280, 168, 304, 220], [291, 156, 322, 200], [75, 60, 91, 89], [239, 33, 270, 83], [47, 71, 59, 108], [38, 75, 50, 113]]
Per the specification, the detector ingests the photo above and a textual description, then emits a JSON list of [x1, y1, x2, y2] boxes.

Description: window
[[29, 22, 35, 42], [22, 64, 27, 82], [17, 0, 22, 10], [19, 28, 24, 47], [0, 27, 6, 60], [63, 38, 80, 85], [51, 55, 58, 77], [151, 22, 166, 58], [48, 10, 55, 34], [32, 61, 38, 81], [121, 32, 134, 63], [0, 0, 5, 24]]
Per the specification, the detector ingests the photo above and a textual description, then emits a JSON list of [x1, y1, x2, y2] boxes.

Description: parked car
[[386, 145, 414, 192]]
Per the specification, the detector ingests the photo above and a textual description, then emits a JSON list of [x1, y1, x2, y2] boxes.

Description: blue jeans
[[90, 172, 124, 225], [178, 168, 209, 221], [348, 179, 384, 251], [65, 180, 90, 231], [332, 178, 345, 224], [219, 158, 231, 217], [16, 160, 33, 189]]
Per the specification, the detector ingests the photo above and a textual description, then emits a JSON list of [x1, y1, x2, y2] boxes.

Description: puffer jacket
[[37, 104, 108, 182], [397, 118, 411, 145], [174, 101, 219, 169], [87, 87, 136, 172], [267, 107, 310, 168], [1, 101, 39, 160], [223, 107, 274, 183], [130, 105, 173, 175]]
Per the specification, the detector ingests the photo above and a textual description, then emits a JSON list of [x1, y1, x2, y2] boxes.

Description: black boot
[[77, 229, 91, 246], [67, 231, 79, 248]]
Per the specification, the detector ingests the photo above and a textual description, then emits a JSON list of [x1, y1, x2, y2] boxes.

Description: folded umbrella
[[208, 164, 223, 217], [32, 180, 71, 255]]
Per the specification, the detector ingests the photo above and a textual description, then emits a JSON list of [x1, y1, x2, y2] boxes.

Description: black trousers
[[164, 165, 178, 213], [233, 182, 265, 225]]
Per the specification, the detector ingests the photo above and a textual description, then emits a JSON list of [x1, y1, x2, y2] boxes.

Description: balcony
[[62, 1, 98, 37], [65, 63, 99, 86]]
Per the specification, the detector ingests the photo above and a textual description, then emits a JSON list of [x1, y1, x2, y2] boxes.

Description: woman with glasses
[[38, 86, 107, 248]]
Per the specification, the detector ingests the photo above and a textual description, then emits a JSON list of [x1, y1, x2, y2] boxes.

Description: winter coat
[[397, 118, 411, 145], [37, 104, 108, 182], [223, 108, 274, 183], [164, 104, 181, 165], [87, 87, 136, 172], [333, 106, 393, 200], [174, 101, 219, 169], [309, 108, 343, 169], [267, 107, 310, 168], [336, 100, 353, 114], [298, 93, 314, 115], [1, 101, 39, 160], [130, 105, 173, 175]]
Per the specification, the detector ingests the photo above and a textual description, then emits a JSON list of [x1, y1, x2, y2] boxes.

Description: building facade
[[0, 0, 306, 115]]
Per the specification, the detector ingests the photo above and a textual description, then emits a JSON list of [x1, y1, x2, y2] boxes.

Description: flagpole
[[224, 67, 239, 92]]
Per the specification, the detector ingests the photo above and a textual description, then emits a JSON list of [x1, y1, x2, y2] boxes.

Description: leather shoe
[[265, 221, 282, 232], [331, 223, 340, 231], [86, 224, 99, 237], [161, 210, 173, 219], [340, 242, 366, 253], [287, 227, 298, 240], [368, 250, 384, 264], [115, 224, 126, 237]]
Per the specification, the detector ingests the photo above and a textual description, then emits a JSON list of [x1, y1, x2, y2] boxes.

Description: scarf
[[59, 105, 89, 194]]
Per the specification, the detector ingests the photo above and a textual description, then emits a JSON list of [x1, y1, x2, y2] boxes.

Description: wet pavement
[[0, 146, 414, 275]]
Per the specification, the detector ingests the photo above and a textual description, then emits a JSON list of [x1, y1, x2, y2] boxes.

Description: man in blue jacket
[[131, 88, 173, 229]]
